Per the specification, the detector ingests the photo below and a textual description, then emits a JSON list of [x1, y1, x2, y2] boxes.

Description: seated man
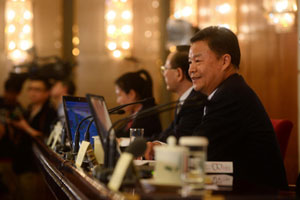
[[146, 26, 287, 190], [188, 26, 287, 189], [156, 45, 206, 142]]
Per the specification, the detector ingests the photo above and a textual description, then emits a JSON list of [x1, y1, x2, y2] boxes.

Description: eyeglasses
[[160, 65, 176, 74]]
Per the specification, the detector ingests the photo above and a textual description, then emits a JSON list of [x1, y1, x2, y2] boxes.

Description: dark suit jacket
[[116, 98, 162, 140], [157, 89, 206, 142], [194, 74, 288, 189]]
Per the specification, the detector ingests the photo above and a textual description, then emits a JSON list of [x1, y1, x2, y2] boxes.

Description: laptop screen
[[63, 96, 98, 147], [86, 94, 115, 146]]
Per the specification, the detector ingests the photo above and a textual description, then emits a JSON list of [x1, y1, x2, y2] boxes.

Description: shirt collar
[[179, 86, 194, 103], [207, 88, 218, 100]]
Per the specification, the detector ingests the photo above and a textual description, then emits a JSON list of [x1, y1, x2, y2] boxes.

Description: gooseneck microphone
[[125, 137, 147, 158], [108, 97, 154, 114], [73, 115, 93, 153], [105, 97, 207, 168]]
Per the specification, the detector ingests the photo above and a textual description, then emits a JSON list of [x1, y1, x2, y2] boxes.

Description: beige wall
[[76, 0, 171, 124]]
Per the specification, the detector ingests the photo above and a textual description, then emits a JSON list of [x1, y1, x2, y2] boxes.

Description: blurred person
[[157, 45, 206, 142], [11, 75, 57, 199], [0, 75, 24, 199], [51, 79, 76, 123], [114, 69, 162, 140]]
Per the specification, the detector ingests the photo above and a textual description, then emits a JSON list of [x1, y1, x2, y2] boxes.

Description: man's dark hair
[[61, 79, 76, 95], [115, 69, 153, 100], [28, 75, 52, 90], [190, 26, 241, 69], [4, 76, 24, 93], [170, 45, 191, 82]]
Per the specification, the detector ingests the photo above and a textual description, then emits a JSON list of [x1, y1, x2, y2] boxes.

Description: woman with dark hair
[[115, 69, 162, 140]]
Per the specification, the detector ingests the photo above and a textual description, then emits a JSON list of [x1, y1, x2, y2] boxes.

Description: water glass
[[129, 128, 144, 143]]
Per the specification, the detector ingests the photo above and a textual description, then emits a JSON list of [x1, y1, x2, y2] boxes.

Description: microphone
[[105, 97, 206, 168], [107, 138, 147, 191], [108, 97, 154, 114], [73, 115, 93, 153], [124, 137, 147, 158], [110, 109, 125, 115]]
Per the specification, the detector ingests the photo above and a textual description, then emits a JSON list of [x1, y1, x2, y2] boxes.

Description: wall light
[[171, 0, 198, 26], [5, 0, 33, 65], [105, 0, 133, 59], [263, 0, 297, 33]]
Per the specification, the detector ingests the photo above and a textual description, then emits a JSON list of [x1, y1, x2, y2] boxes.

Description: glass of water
[[129, 128, 144, 143], [179, 136, 208, 195]]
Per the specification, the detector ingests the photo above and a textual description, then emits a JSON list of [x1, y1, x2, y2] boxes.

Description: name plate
[[108, 152, 133, 191], [205, 161, 233, 174], [206, 174, 233, 186], [75, 141, 91, 168]]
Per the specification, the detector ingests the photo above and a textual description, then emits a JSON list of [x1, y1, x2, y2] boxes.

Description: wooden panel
[[237, 0, 298, 184]]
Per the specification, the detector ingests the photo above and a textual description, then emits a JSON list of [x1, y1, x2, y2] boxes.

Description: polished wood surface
[[32, 137, 121, 200]]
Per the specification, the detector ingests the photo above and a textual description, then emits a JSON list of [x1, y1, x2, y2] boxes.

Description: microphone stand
[[105, 100, 180, 168], [108, 97, 153, 114], [73, 115, 93, 153]]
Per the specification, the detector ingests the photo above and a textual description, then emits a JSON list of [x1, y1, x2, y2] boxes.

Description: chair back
[[271, 119, 293, 159]]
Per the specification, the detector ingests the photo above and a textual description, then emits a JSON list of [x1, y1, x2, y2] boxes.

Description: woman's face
[[115, 85, 136, 112]]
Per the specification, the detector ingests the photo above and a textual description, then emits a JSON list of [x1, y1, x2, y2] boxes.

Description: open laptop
[[86, 94, 121, 164], [62, 96, 99, 150]]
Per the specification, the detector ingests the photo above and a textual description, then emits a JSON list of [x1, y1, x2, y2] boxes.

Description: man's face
[[27, 80, 50, 105], [188, 40, 226, 96], [162, 53, 179, 92]]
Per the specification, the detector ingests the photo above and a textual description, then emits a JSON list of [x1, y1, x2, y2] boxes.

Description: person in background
[[0, 75, 24, 199], [11, 75, 57, 199], [114, 69, 162, 140], [157, 45, 206, 142], [51, 78, 76, 123]]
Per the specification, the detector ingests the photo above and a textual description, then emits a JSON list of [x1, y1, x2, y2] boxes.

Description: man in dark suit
[[189, 26, 287, 189], [152, 45, 206, 142]]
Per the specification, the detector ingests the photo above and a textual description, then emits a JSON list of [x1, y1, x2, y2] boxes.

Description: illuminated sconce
[[171, 0, 198, 26], [263, 0, 297, 33], [5, 0, 33, 65], [105, 0, 133, 59], [200, 0, 237, 33]]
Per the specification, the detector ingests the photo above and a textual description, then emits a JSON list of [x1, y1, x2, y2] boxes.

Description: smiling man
[[189, 26, 287, 189]]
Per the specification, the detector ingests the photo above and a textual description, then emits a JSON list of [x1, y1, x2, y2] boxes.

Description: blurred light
[[113, 50, 121, 58], [72, 36, 80, 45], [172, 0, 198, 26], [72, 48, 80, 56], [7, 10, 15, 20], [19, 40, 30, 50], [182, 6, 193, 17], [263, 0, 297, 33], [22, 24, 31, 34], [121, 25, 132, 34], [23, 10, 32, 20], [121, 11, 132, 20], [169, 45, 176, 52], [8, 24, 16, 33], [216, 3, 231, 14], [8, 41, 16, 50], [107, 25, 116, 35], [121, 41, 130, 49], [106, 10, 116, 20], [107, 42, 117, 50], [5, 0, 33, 64], [105, 0, 132, 58]]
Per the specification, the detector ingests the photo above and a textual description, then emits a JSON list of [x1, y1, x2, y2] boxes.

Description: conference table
[[32, 137, 297, 200]]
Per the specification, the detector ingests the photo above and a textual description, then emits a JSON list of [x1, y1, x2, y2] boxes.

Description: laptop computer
[[62, 96, 99, 150], [86, 94, 121, 167]]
